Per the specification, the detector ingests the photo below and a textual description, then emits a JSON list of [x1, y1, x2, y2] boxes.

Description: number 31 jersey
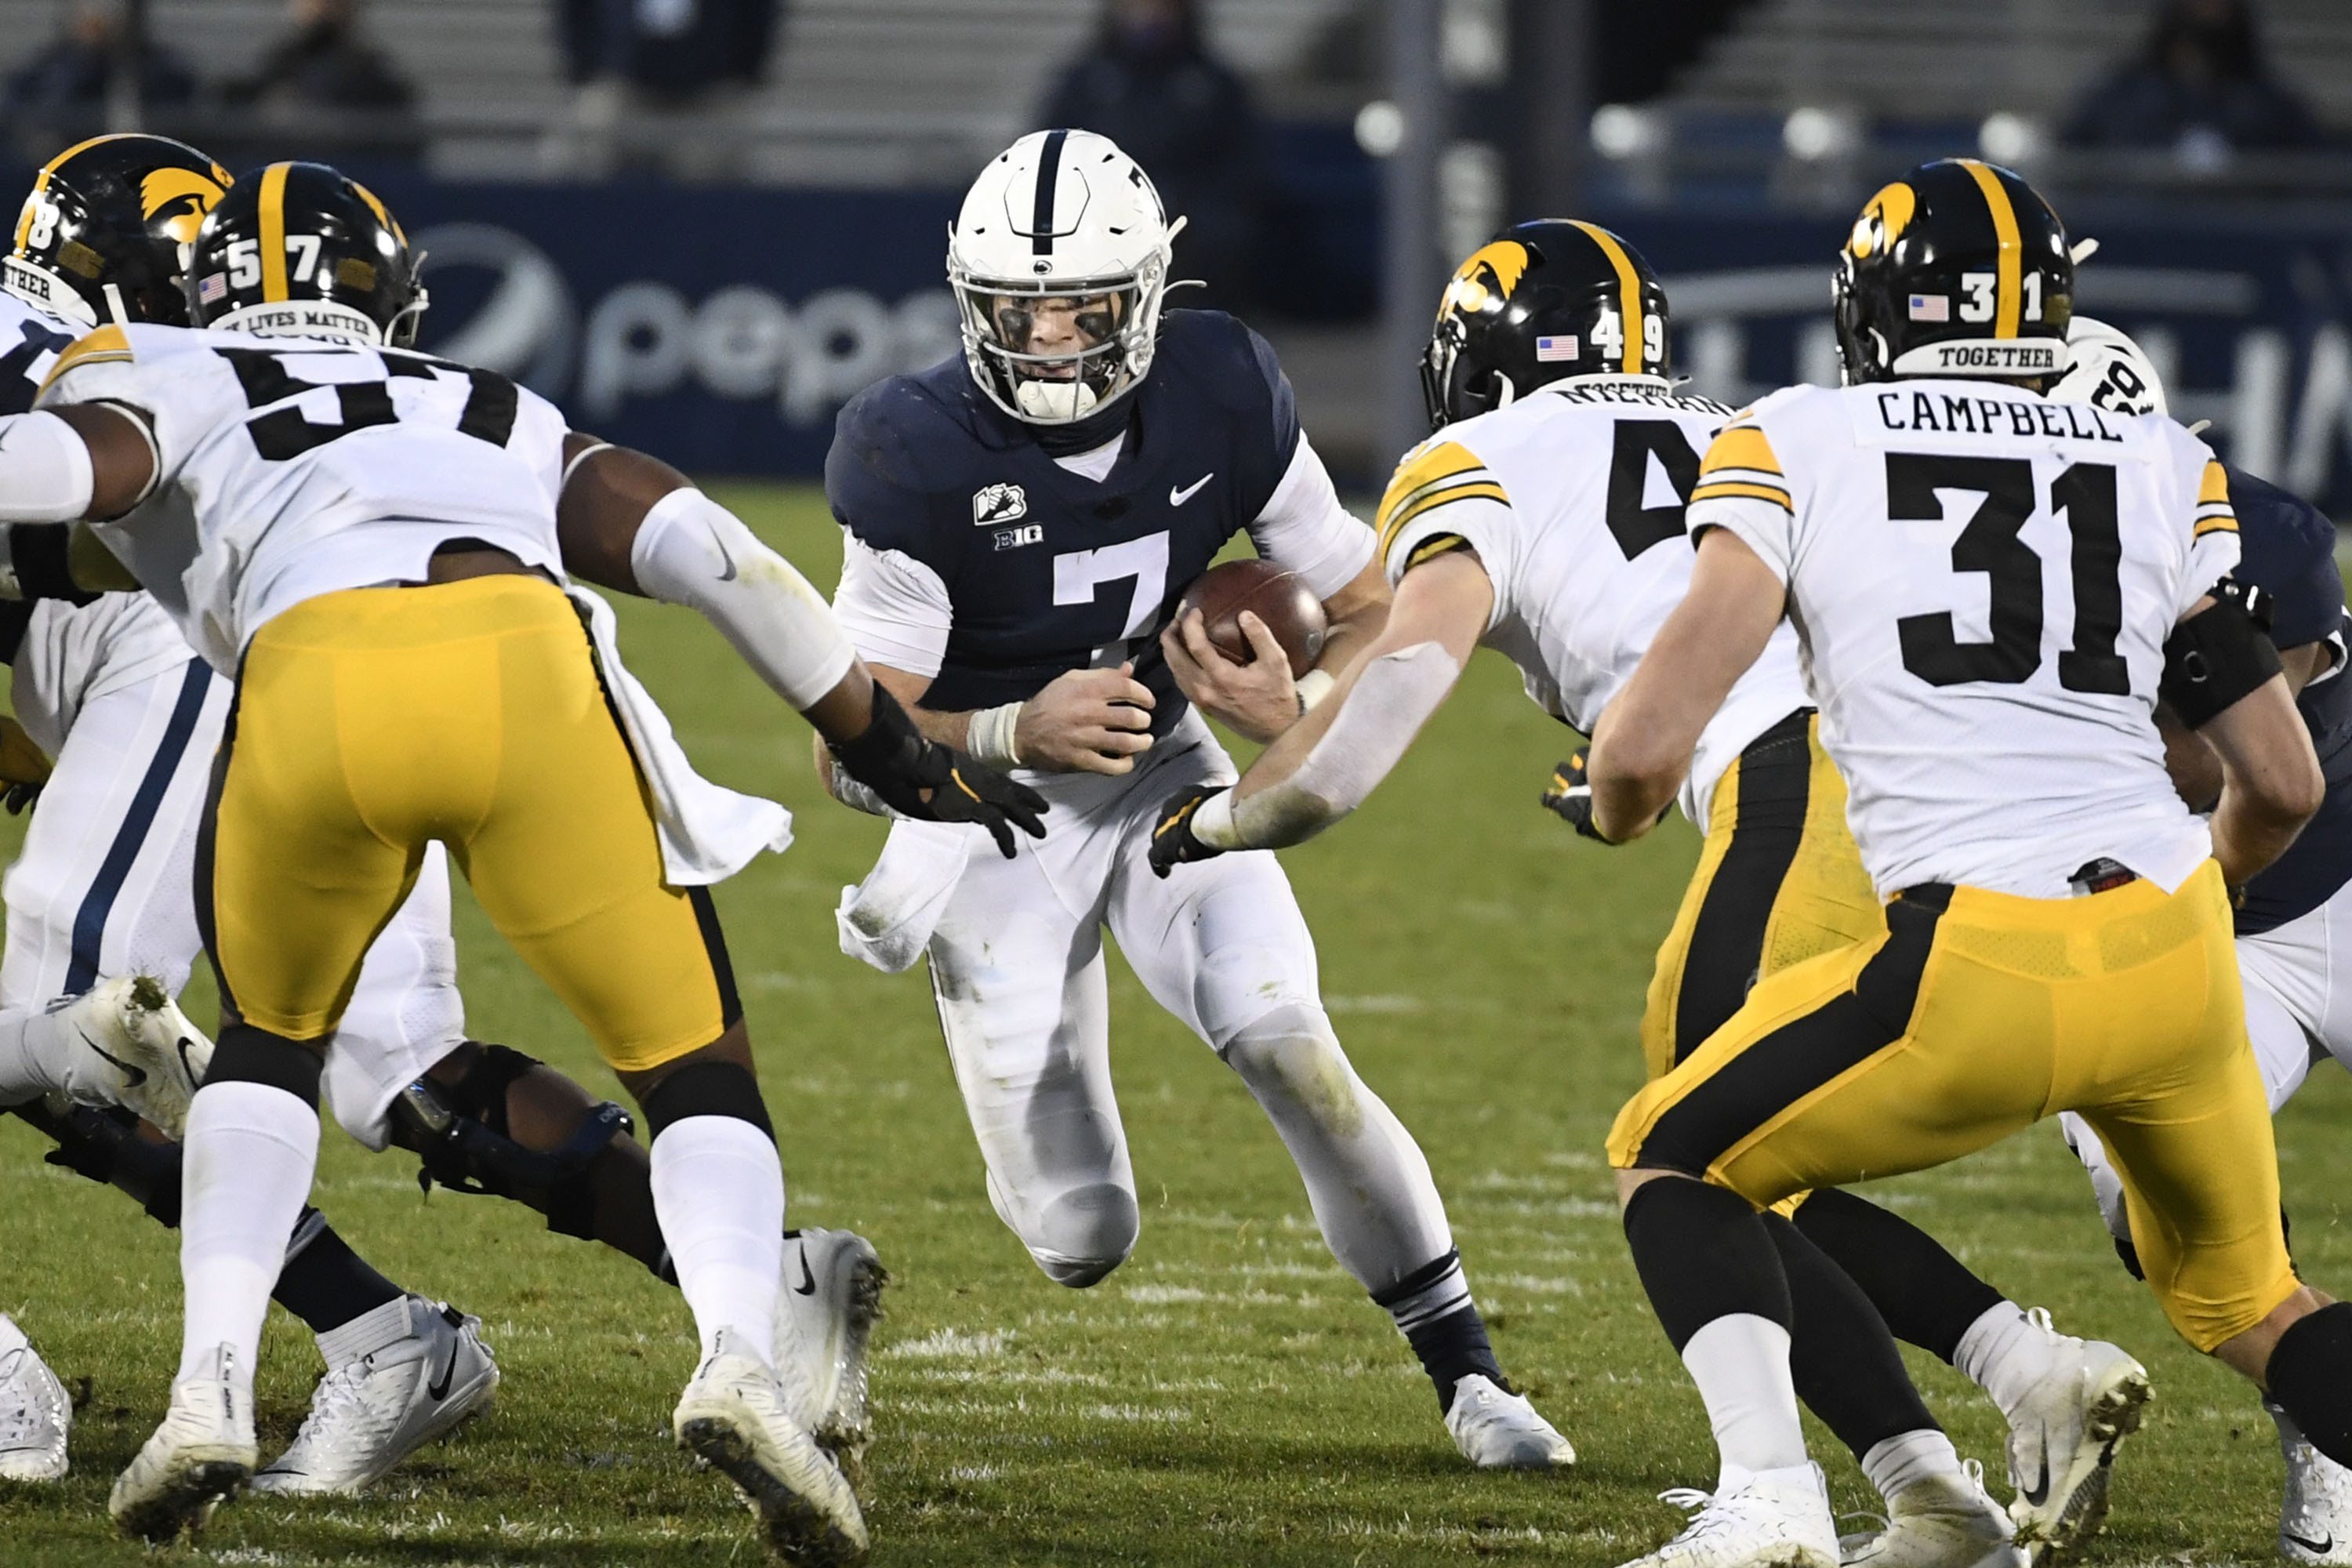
[[1374, 376, 1811, 825], [1691, 379, 2237, 899], [38, 322, 568, 674]]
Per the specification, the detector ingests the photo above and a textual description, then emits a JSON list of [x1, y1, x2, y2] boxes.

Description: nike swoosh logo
[[78, 1027, 144, 1088], [2019, 1450, 2050, 1508], [176, 1036, 201, 1089], [2288, 1530, 2336, 1555], [426, 1339, 460, 1401], [714, 536, 738, 583], [792, 1250, 818, 1297], [1170, 473, 1214, 506]]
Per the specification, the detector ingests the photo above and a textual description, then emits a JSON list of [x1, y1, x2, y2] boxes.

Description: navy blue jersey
[[0, 299, 78, 664], [826, 310, 1299, 737], [2225, 466, 2352, 935]]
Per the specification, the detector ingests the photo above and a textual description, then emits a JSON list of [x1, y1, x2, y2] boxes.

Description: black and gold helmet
[[4, 134, 232, 328], [1834, 158, 2072, 385], [183, 162, 425, 347], [1419, 219, 1670, 430]]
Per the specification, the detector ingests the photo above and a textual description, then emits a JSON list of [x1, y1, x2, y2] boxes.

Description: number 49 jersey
[[37, 322, 567, 674], [1693, 379, 2237, 900], [1374, 376, 1811, 824]]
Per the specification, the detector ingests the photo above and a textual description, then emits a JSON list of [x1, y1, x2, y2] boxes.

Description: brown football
[[1171, 558, 1328, 679]]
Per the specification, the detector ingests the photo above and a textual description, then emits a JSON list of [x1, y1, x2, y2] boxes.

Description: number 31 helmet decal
[[185, 162, 426, 348]]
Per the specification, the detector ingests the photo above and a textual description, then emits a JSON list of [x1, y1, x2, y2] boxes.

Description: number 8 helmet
[[4, 133, 232, 328], [183, 162, 426, 347], [1834, 157, 2073, 385]]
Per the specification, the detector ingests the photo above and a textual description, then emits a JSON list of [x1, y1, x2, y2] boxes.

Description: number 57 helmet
[[183, 162, 426, 347], [948, 129, 1185, 425]]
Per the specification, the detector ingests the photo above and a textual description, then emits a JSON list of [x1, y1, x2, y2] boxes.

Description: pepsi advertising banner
[[361, 177, 2352, 514]]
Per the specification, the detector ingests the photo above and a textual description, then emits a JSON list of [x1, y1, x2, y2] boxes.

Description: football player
[[0, 139, 895, 1507], [0, 161, 1044, 1558], [819, 129, 1571, 1468], [1148, 215, 2182, 1565], [2045, 316, 2352, 1564], [1580, 158, 2347, 1567]]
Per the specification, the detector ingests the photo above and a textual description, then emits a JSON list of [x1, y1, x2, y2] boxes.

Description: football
[[1171, 559, 1328, 679]]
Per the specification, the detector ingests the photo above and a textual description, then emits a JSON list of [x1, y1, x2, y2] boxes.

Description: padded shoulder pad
[[825, 373, 970, 561], [2227, 466, 2343, 652]]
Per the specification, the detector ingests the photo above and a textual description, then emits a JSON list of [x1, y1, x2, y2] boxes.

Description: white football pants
[[2063, 876, 2352, 1241], [924, 711, 1454, 1290], [0, 655, 466, 1146]]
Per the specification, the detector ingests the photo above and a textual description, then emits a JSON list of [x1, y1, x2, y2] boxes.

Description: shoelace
[[281, 1355, 380, 1454], [1656, 1487, 1734, 1544]]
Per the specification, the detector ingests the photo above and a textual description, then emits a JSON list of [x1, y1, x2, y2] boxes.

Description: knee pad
[[206, 1024, 325, 1106], [1021, 1181, 1138, 1289], [2268, 1301, 2352, 1467], [640, 1058, 772, 1142], [1220, 1005, 1364, 1132]]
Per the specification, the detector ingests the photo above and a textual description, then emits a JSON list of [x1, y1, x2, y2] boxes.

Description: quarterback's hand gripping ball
[[1149, 783, 1229, 878], [828, 683, 1048, 858]]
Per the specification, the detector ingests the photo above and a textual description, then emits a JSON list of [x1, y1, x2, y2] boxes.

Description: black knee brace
[[206, 1024, 325, 1105], [388, 1043, 633, 1241], [11, 1100, 185, 1226], [639, 1059, 771, 1142]]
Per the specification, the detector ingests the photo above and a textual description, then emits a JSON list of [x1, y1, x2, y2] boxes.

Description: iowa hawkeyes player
[[0, 162, 1040, 1557], [1584, 159, 2346, 1567], [1152, 218, 2153, 1564]]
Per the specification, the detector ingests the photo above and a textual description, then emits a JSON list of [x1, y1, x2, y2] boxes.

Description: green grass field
[[0, 481, 2343, 1566]]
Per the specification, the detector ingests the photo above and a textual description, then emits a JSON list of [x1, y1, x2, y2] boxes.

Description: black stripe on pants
[[1672, 708, 1814, 1064], [1635, 884, 1951, 1178]]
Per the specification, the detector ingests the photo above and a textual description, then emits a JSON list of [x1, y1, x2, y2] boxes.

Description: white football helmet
[[2049, 314, 2169, 418], [947, 129, 1185, 425]]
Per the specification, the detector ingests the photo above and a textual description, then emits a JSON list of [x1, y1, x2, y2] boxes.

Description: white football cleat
[[1839, 1461, 2025, 1568], [675, 1329, 869, 1566], [1618, 1463, 1838, 1568], [55, 976, 209, 1139], [775, 1229, 887, 1490], [249, 1297, 498, 1496], [1998, 1309, 2148, 1562], [108, 1344, 256, 1543], [0, 1316, 70, 1482], [1444, 1373, 1574, 1469], [2280, 1435, 2352, 1565]]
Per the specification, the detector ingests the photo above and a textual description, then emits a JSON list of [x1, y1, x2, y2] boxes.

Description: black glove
[[1538, 747, 1615, 841], [827, 683, 1047, 858], [1149, 783, 1228, 879]]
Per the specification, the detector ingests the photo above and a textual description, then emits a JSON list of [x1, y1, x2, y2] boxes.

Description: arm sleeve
[[833, 532, 953, 679], [2180, 455, 2241, 619], [1243, 434, 1373, 601], [1686, 419, 1797, 586], [1370, 437, 1515, 628]]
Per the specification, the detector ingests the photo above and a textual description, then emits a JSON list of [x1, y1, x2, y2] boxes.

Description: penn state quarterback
[[820, 129, 1572, 1468], [2049, 316, 2352, 1566]]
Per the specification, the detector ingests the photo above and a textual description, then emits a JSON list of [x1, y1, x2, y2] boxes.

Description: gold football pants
[[199, 575, 739, 1071], [1641, 709, 1884, 1080], [1610, 858, 2297, 1352]]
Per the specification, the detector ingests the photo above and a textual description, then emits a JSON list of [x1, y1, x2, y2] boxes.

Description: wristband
[[967, 701, 1025, 769], [1294, 669, 1337, 714], [1189, 787, 1245, 850]]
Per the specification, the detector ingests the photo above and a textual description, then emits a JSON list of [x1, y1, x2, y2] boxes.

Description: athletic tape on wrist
[[967, 701, 1025, 769], [1294, 668, 1336, 713]]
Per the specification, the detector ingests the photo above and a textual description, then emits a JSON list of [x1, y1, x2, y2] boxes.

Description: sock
[[1371, 1249, 1504, 1412], [2268, 1396, 2305, 1459], [1791, 1187, 2005, 1363], [1764, 1211, 1941, 1460], [1861, 1428, 1965, 1504], [2267, 1302, 2352, 1468], [175, 1080, 321, 1389], [1682, 1315, 1811, 1482], [269, 1210, 405, 1337], [0, 1002, 79, 1103], [1953, 1301, 2060, 1419], [1624, 1178, 1807, 1479], [648, 1116, 783, 1367], [315, 1294, 416, 1370]]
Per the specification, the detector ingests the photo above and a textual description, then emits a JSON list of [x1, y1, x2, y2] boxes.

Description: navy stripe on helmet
[[1030, 129, 1069, 256]]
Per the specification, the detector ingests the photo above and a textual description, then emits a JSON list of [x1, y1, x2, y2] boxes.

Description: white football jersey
[[1690, 379, 2238, 898], [1374, 375, 1813, 823], [37, 323, 570, 674]]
